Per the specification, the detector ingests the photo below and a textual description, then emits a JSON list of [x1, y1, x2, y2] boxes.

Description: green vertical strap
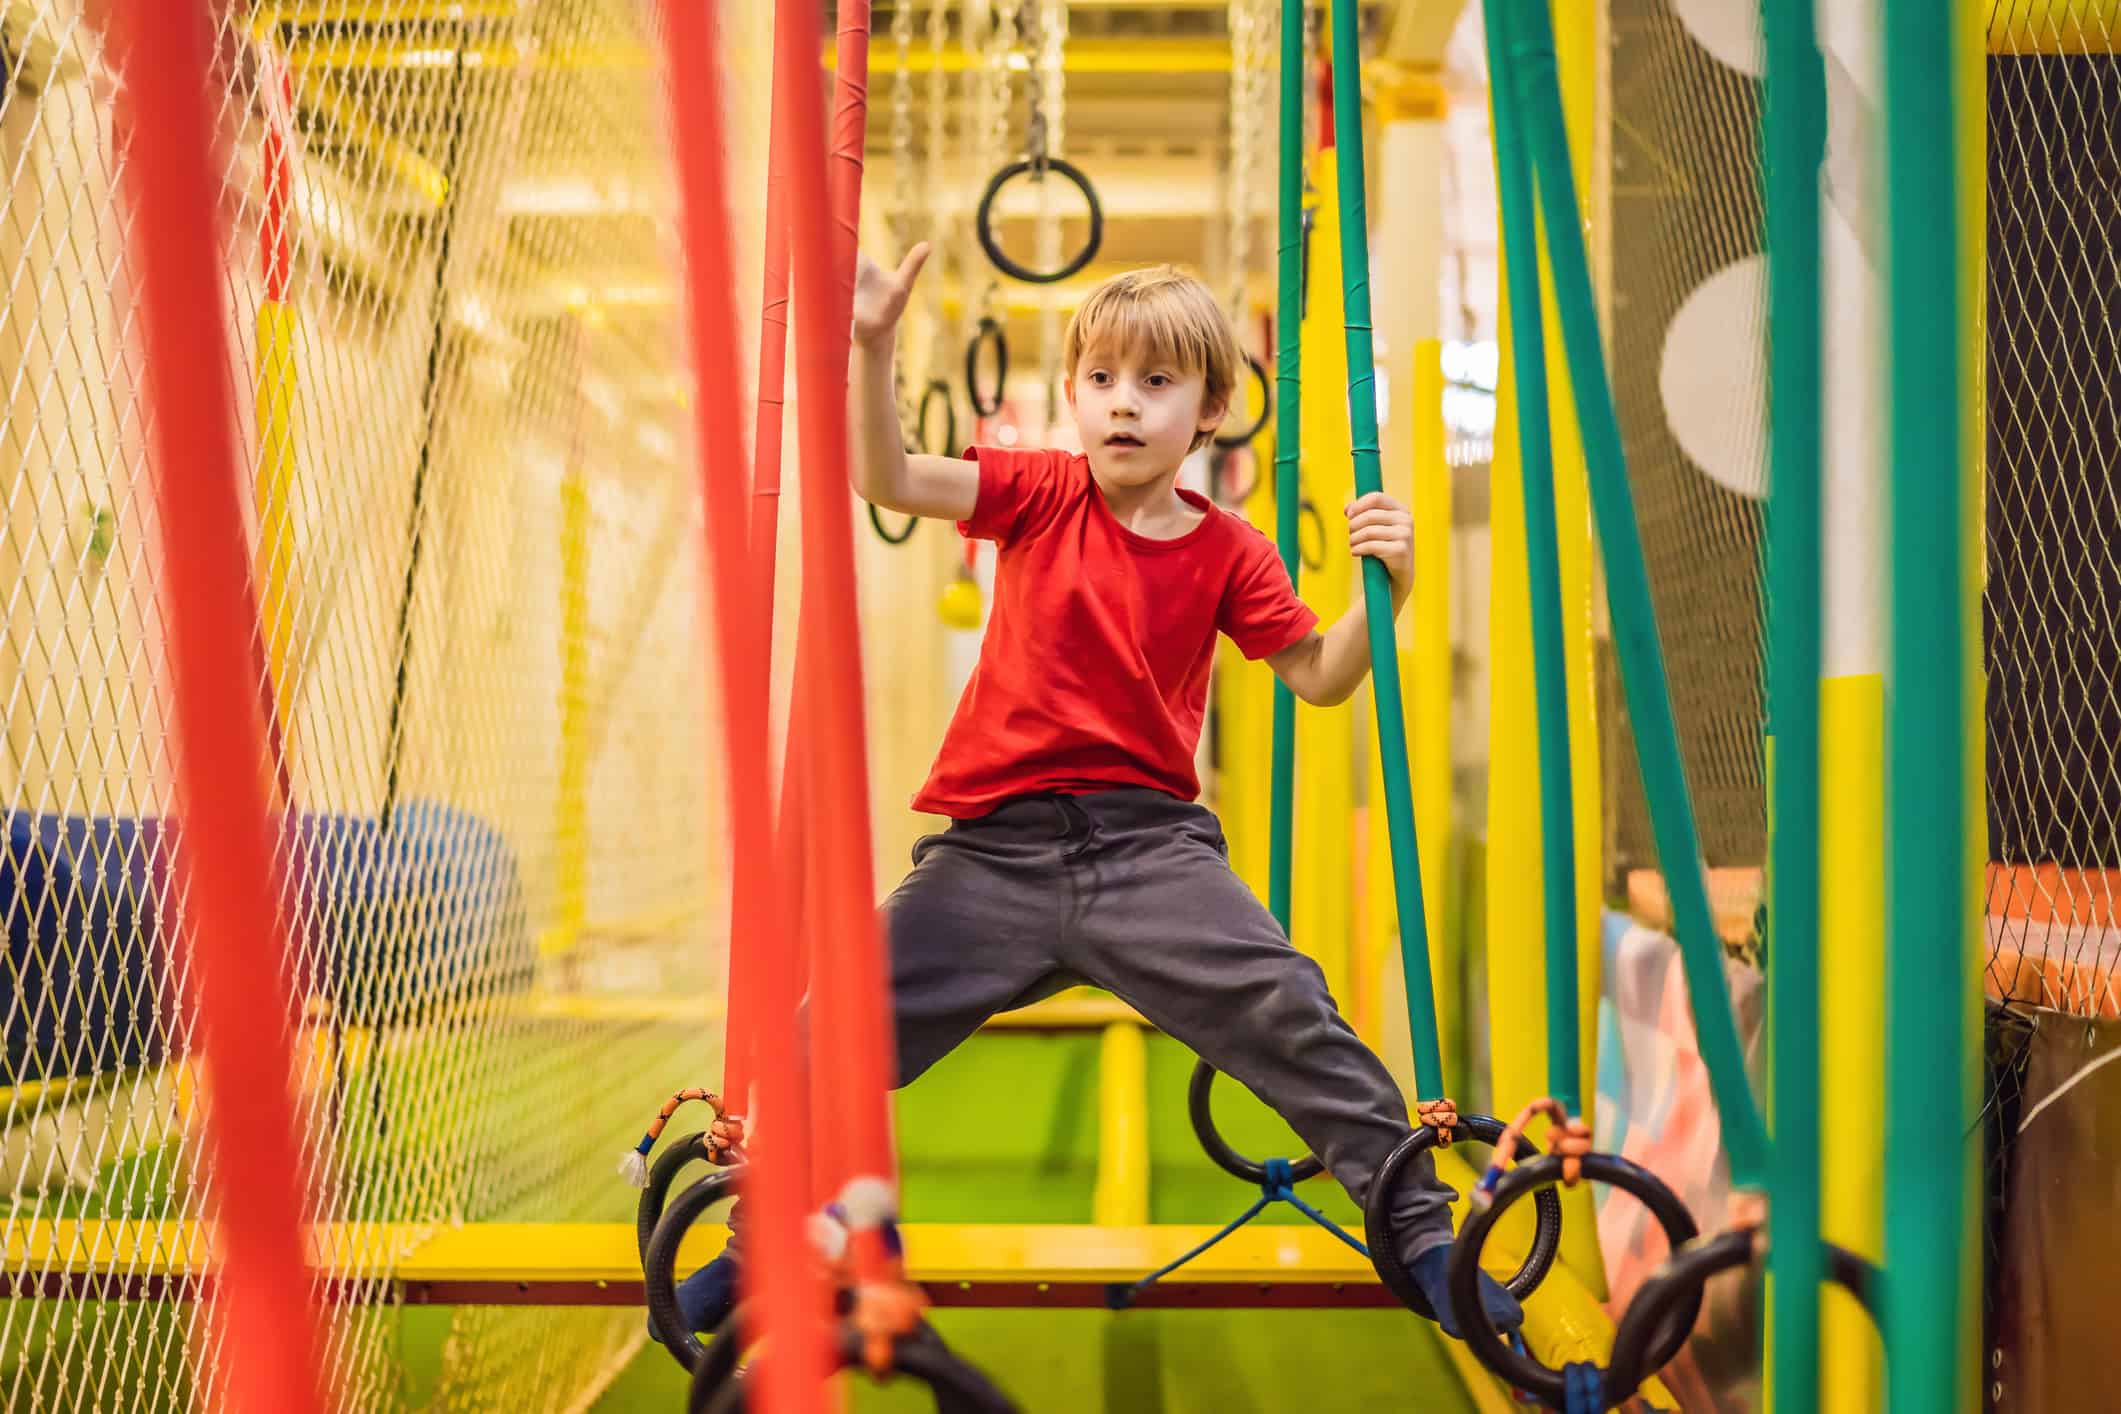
[[1762, 1, 1827, 1408], [1498, 0, 1769, 1185], [1325, 0, 1443, 1101], [1881, 4, 1970, 1409], [1266, 0, 1306, 935], [1482, 0, 1580, 1116]]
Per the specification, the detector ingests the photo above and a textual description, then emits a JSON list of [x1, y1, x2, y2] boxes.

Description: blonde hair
[[1064, 266, 1244, 450]]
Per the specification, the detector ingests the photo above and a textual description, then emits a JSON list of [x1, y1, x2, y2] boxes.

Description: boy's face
[[1066, 345, 1223, 488]]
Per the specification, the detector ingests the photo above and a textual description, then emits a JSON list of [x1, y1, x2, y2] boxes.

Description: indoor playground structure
[[0, 0, 2114, 1410]]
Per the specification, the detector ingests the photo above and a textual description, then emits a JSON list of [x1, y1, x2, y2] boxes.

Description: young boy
[[679, 250, 1523, 1342]]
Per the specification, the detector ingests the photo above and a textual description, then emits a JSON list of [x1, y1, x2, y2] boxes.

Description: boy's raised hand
[[852, 243, 930, 350], [1346, 491, 1415, 597]]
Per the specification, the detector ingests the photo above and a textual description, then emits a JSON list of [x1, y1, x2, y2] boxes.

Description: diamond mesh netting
[[0, 3, 769, 1407]]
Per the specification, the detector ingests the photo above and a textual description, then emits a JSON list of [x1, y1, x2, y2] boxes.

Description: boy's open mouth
[[1105, 432, 1144, 448]]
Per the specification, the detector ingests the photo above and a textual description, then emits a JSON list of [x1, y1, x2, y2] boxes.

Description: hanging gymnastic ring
[[695, 1320, 1021, 1414], [869, 501, 919, 545], [975, 156, 1103, 285], [1362, 1120, 1564, 1318], [1601, 1226, 1752, 1401], [966, 318, 1009, 418], [1447, 1152, 1698, 1408], [1600, 1227, 1879, 1400], [637, 1130, 716, 1267], [1212, 356, 1273, 450], [1298, 497, 1327, 573], [1188, 1059, 1325, 1185], [645, 1165, 746, 1375], [918, 377, 958, 456]]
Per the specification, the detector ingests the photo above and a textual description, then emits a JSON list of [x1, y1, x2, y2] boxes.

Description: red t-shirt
[[913, 446, 1319, 818]]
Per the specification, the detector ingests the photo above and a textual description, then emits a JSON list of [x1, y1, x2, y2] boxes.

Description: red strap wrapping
[[659, 2, 831, 1409], [777, 0, 901, 1223], [104, 3, 326, 1409]]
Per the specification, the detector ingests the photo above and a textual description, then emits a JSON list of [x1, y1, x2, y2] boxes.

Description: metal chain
[[891, 0, 917, 250], [1035, 0, 1066, 425], [927, 0, 951, 351], [978, 1, 1019, 329], [891, 0, 920, 432]]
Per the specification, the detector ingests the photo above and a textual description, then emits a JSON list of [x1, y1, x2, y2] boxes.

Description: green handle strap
[[1266, 0, 1305, 934], [1325, 0, 1444, 1101], [1497, 0, 1770, 1185], [1881, 3, 1972, 1408], [1762, 0, 1827, 1405], [1482, 0, 1581, 1116]]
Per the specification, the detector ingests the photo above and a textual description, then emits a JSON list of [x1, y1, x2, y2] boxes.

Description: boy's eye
[[1146, 374, 1170, 389], [1089, 371, 1112, 386]]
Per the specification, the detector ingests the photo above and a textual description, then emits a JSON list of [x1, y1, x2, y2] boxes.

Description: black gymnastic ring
[[966, 318, 1009, 418], [1599, 1228, 1879, 1400], [1188, 1059, 1325, 1185], [868, 501, 919, 545], [638, 1131, 716, 1268], [696, 1320, 1021, 1414], [1601, 1226, 1752, 1402], [1298, 498, 1327, 573], [1448, 1153, 1698, 1409], [975, 157, 1103, 285], [645, 1165, 746, 1375], [918, 377, 958, 457], [1212, 356, 1273, 450], [1362, 1121, 1564, 1319]]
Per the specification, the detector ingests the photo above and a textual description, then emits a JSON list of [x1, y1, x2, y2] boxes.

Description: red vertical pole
[[658, 2, 830, 1410], [777, 0, 899, 1219], [103, 4, 326, 1410]]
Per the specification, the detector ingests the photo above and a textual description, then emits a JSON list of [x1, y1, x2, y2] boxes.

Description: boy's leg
[[1054, 792, 1459, 1270], [679, 808, 1078, 1334], [881, 813, 1086, 1085]]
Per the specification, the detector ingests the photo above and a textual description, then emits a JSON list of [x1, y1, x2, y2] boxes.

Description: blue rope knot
[[1260, 1156, 1296, 1199], [1561, 1361, 1605, 1414], [1103, 1155, 1370, 1311]]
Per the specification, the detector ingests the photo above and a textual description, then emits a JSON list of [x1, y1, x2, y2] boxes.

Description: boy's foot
[[674, 1252, 741, 1335], [1410, 1244, 1524, 1340], [649, 1252, 739, 1342]]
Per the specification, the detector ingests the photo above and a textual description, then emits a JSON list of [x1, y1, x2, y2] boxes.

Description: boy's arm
[[1265, 492, 1414, 707], [849, 244, 979, 521]]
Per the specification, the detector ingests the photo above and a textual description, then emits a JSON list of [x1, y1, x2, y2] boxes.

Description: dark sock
[[1410, 1244, 1523, 1340]]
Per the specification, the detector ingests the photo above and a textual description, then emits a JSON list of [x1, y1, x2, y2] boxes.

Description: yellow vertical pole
[[544, 459, 593, 958], [1366, 342, 1453, 1060], [253, 302, 301, 759], [1958, 1, 1988, 1403], [1295, 149, 1356, 1003], [1485, 0, 1606, 1294], [1215, 420, 1282, 900]]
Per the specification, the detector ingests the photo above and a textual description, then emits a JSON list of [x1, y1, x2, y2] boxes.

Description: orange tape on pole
[[658, 2, 831, 1410], [777, 0, 899, 1213], [102, 4, 326, 1411]]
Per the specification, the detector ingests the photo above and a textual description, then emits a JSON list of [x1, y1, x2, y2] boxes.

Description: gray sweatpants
[[883, 788, 1457, 1268]]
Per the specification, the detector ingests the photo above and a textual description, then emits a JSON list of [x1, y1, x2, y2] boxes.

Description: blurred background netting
[[0, 3, 768, 1407], [1602, 0, 1767, 961]]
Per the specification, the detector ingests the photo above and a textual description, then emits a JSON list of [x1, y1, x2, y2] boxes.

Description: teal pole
[[1325, 0, 1444, 1099], [1267, 0, 1305, 933], [1762, 0, 1827, 1406], [1498, 0, 1770, 1185], [1881, 3, 1972, 1409], [1482, 0, 1581, 1115]]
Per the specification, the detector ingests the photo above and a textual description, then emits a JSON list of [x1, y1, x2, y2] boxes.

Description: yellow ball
[[937, 576, 984, 630]]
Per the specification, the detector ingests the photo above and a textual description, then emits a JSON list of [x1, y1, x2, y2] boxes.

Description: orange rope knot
[[705, 1114, 747, 1164], [1416, 1098, 1460, 1146], [1473, 1098, 1595, 1208], [618, 1088, 731, 1186], [849, 1279, 929, 1378]]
